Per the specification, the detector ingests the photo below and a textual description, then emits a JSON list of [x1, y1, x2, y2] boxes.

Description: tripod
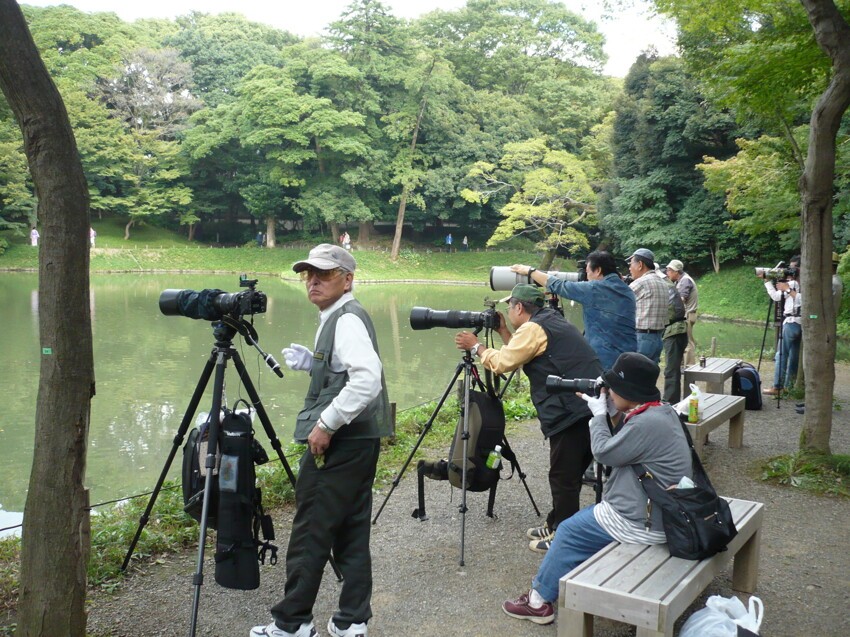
[[757, 292, 786, 409], [120, 316, 341, 637], [372, 341, 540, 566]]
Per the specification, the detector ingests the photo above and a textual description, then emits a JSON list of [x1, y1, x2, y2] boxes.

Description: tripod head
[[213, 316, 283, 378]]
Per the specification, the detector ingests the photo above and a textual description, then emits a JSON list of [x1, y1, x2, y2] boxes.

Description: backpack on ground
[[732, 362, 763, 410]]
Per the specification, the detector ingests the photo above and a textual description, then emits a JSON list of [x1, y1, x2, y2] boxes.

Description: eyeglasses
[[299, 268, 344, 282]]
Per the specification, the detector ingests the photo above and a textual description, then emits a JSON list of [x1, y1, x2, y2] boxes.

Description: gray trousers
[[272, 438, 381, 632], [663, 332, 688, 404]]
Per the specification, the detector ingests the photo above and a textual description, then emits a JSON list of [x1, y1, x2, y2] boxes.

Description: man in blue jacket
[[511, 251, 636, 369]]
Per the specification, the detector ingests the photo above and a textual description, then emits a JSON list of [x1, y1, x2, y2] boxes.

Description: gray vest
[[294, 299, 391, 442]]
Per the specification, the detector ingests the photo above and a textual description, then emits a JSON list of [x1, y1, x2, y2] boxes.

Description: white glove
[[580, 390, 609, 418], [282, 343, 313, 372]]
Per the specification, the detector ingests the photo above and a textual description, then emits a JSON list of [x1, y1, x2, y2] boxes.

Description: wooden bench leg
[[729, 410, 744, 448], [707, 380, 724, 394], [693, 431, 705, 458], [558, 609, 593, 637], [732, 527, 761, 593], [636, 627, 670, 637]]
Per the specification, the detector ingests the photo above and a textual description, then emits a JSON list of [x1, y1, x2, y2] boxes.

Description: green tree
[[462, 138, 595, 268]]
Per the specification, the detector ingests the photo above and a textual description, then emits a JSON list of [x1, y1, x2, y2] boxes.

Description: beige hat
[[292, 243, 357, 273], [666, 259, 684, 272]]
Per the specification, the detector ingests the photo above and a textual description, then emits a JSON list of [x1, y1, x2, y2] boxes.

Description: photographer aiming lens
[[757, 256, 802, 395], [455, 284, 602, 553], [510, 251, 636, 369]]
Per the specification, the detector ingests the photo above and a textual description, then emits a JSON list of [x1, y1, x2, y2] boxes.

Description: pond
[[1, 272, 775, 531]]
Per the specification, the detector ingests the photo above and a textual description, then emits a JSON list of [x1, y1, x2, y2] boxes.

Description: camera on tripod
[[546, 375, 606, 396], [410, 300, 500, 331], [755, 262, 799, 282], [159, 274, 267, 321]]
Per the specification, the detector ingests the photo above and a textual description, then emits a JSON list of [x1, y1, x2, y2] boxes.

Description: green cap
[[500, 283, 544, 307]]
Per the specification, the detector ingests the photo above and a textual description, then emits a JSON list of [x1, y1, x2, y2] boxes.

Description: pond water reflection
[[1, 272, 781, 518]]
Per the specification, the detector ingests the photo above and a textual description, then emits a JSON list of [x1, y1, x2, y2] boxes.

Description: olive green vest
[[294, 299, 391, 442]]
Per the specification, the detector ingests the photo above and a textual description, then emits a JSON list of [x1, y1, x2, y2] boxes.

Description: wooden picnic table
[[683, 357, 741, 394]]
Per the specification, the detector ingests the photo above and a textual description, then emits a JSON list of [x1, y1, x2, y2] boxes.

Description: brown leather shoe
[[763, 387, 780, 396]]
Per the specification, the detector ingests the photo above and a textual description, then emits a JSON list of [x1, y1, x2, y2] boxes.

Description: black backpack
[[732, 362, 763, 410], [446, 389, 506, 492], [666, 279, 687, 325]]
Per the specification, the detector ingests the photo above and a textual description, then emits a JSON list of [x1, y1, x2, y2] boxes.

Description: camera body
[[160, 274, 267, 321], [545, 375, 606, 396], [410, 303, 500, 331]]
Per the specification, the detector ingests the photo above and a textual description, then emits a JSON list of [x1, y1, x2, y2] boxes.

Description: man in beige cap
[[252, 243, 390, 637], [455, 284, 602, 553], [665, 259, 699, 365]]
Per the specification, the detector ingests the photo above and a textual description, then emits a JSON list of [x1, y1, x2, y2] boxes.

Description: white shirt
[[764, 281, 802, 325], [315, 292, 384, 431]]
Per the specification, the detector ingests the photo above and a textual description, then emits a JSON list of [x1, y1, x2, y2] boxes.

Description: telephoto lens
[[545, 375, 603, 396], [409, 307, 489, 330], [489, 266, 580, 291]]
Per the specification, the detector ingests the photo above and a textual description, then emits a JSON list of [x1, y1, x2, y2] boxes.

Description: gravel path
[[86, 362, 850, 637]]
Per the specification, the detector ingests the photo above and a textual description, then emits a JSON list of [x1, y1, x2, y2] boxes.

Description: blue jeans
[[773, 322, 802, 389], [636, 332, 663, 364], [531, 505, 614, 602]]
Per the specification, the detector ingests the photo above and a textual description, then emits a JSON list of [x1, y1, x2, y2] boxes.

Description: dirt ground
[[85, 361, 850, 637]]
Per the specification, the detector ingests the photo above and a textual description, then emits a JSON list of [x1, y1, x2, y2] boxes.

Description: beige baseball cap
[[292, 243, 357, 273]]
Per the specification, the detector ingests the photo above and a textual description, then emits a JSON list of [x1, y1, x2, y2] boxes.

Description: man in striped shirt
[[502, 353, 693, 626], [628, 248, 668, 364]]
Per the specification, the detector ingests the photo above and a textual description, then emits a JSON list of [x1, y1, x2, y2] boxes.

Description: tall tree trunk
[[188, 222, 196, 242], [391, 95, 429, 261], [330, 221, 341, 246], [358, 220, 373, 245], [0, 3, 94, 636], [798, 0, 850, 453], [124, 218, 134, 240], [265, 217, 276, 248], [539, 249, 557, 271]]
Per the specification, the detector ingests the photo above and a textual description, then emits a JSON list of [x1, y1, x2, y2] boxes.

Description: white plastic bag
[[679, 595, 764, 637]]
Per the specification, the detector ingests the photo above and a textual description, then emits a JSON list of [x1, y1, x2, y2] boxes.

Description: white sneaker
[[249, 622, 318, 637], [327, 619, 368, 637]]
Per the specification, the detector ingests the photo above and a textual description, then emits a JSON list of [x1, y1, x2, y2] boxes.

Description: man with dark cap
[[252, 244, 391, 637], [455, 284, 602, 553], [627, 248, 668, 364], [501, 352, 693, 625]]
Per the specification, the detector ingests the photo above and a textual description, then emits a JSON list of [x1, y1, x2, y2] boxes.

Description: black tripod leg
[[121, 353, 216, 572], [372, 362, 464, 525], [189, 350, 227, 637], [499, 437, 541, 517], [230, 351, 343, 582], [458, 362, 472, 567], [414, 461, 428, 520]]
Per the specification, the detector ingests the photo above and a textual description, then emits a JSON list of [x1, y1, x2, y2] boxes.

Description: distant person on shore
[[445, 233, 453, 253], [665, 259, 698, 365], [90, 227, 97, 247], [253, 244, 390, 637], [341, 231, 351, 251], [501, 353, 692, 626], [30, 227, 39, 247], [511, 251, 636, 370], [462, 235, 468, 251]]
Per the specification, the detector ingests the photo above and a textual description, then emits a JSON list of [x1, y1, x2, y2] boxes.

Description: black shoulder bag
[[632, 418, 738, 560]]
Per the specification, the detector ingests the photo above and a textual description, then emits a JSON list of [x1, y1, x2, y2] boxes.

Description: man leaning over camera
[[251, 244, 391, 637], [455, 284, 602, 553], [510, 251, 636, 369], [759, 256, 802, 395], [627, 248, 669, 364]]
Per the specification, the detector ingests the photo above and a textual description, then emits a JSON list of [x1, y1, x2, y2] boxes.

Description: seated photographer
[[511, 251, 637, 369], [758, 256, 802, 395], [455, 284, 601, 553], [501, 353, 693, 625]]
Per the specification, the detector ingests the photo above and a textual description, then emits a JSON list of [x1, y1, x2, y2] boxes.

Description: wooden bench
[[674, 393, 746, 457], [558, 498, 764, 637], [683, 358, 741, 394]]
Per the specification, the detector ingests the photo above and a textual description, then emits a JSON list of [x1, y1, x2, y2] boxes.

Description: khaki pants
[[684, 311, 698, 365]]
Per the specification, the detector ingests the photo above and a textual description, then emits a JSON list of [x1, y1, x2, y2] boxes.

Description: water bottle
[[485, 445, 502, 470], [688, 389, 700, 424]]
